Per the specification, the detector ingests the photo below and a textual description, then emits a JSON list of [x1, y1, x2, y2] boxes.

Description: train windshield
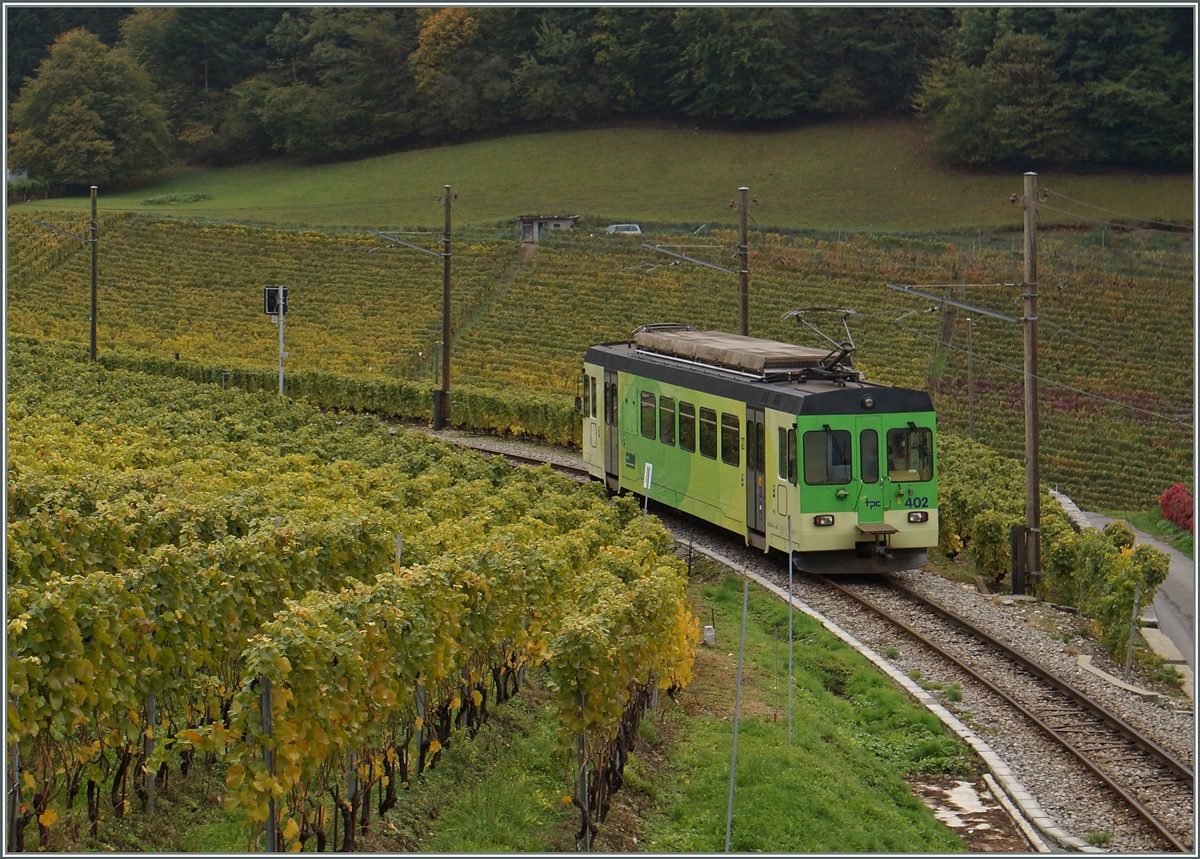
[[803, 429, 852, 485], [886, 427, 933, 482]]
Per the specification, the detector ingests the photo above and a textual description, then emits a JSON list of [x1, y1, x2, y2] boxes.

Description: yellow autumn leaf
[[38, 808, 58, 828], [413, 717, 423, 732], [282, 818, 300, 842], [22, 772, 35, 791], [427, 738, 442, 755], [471, 690, 483, 706]]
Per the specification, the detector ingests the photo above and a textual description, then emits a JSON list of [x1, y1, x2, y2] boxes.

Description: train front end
[[787, 386, 938, 576]]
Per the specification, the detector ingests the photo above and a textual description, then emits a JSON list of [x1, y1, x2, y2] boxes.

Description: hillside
[[10, 118, 1193, 232], [7, 200, 1191, 511]]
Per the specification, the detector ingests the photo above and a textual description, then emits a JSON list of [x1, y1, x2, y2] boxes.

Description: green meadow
[[14, 117, 1192, 232]]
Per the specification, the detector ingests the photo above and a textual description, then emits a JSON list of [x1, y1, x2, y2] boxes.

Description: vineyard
[[6, 339, 696, 851], [5, 208, 1192, 509]]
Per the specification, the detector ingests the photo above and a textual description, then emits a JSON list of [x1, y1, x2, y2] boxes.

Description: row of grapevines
[[6, 212, 519, 381], [936, 433, 1169, 659], [211, 498, 692, 850], [6, 340, 694, 848], [8, 206, 1188, 507]]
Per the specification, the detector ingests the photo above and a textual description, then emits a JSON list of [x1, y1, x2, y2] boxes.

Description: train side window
[[659, 396, 676, 446], [720, 413, 740, 466], [590, 376, 597, 419], [860, 429, 879, 484], [679, 402, 696, 452], [788, 428, 797, 485], [803, 428, 852, 485], [699, 407, 717, 459], [582, 375, 591, 418], [640, 391, 656, 440], [778, 427, 789, 479], [887, 426, 933, 482]]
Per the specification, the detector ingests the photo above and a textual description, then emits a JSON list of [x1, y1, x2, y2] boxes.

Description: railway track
[[823, 577, 1194, 853], [437, 432, 1195, 852]]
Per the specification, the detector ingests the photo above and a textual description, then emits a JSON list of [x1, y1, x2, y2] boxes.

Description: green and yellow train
[[582, 326, 938, 575]]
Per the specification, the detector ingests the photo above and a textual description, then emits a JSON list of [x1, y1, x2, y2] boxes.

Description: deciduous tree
[[8, 28, 173, 187]]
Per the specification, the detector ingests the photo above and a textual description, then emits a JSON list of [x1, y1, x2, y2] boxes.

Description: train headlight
[[907, 511, 929, 523], [813, 515, 835, 527], [861, 396, 875, 410]]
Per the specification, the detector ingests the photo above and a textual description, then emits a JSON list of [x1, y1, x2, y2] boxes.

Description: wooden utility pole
[[436, 185, 452, 429], [737, 187, 749, 336], [90, 185, 98, 361], [967, 317, 975, 441], [1021, 172, 1042, 584]]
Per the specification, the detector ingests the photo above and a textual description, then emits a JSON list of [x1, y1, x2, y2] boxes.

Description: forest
[[6, 6, 1193, 188]]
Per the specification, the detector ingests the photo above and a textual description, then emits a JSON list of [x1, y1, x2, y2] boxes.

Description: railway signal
[[264, 285, 289, 396]]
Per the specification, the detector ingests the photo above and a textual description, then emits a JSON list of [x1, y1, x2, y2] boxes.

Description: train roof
[[633, 329, 845, 375], [586, 330, 933, 416]]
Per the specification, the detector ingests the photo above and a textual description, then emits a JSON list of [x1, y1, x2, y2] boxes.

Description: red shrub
[[1159, 483, 1194, 533]]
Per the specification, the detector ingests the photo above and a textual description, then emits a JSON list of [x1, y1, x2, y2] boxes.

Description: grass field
[[11, 117, 1193, 232]]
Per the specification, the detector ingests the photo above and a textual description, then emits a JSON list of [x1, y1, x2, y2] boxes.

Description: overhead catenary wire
[[877, 315, 1192, 427], [1045, 190, 1193, 231], [1035, 202, 1192, 236], [1038, 317, 1192, 376]]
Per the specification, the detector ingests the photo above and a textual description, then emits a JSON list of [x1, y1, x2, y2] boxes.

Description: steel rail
[[888, 581, 1193, 782], [823, 578, 1191, 853], [448, 440, 591, 480]]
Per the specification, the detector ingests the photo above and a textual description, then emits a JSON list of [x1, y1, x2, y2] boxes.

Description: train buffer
[[857, 522, 898, 565]]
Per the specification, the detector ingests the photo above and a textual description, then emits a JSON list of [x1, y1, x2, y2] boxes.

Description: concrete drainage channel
[[680, 539, 1102, 854]]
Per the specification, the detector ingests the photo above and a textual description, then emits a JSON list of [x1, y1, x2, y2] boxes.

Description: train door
[[604, 370, 619, 491], [746, 407, 766, 545], [855, 416, 885, 523]]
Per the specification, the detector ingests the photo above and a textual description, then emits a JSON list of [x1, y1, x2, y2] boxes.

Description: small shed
[[516, 214, 578, 244]]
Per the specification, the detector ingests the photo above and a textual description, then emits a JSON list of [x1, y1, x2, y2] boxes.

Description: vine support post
[[1021, 171, 1042, 587], [145, 693, 157, 813], [725, 571, 750, 852], [261, 677, 277, 853], [575, 691, 590, 853], [8, 742, 21, 852], [415, 684, 425, 776]]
